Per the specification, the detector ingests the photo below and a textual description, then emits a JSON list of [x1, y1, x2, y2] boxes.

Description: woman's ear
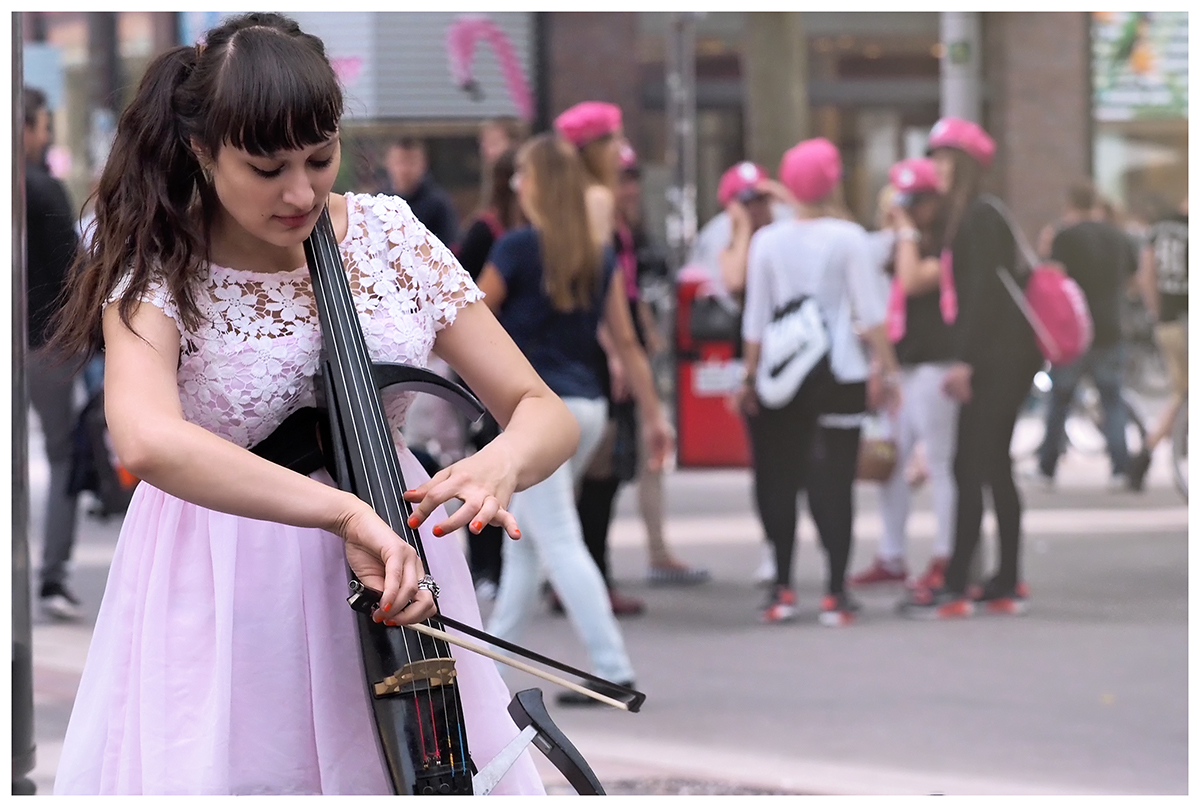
[[188, 138, 213, 172]]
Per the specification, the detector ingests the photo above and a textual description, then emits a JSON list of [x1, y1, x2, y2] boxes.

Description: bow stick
[[348, 580, 644, 712]]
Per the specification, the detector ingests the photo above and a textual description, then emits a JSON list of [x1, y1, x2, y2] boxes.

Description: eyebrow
[[263, 135, 340, 159]]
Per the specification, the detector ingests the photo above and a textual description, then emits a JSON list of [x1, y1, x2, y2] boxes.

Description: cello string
[[323, 214, 463, 769], [307, 212, 431, 763], [310, 208, 463, 773], [315, 213, 453, 772]]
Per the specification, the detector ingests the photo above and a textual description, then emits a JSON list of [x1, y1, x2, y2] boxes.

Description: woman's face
[[931, 150, 955, 194], [908, 194, 941, 228], [205, 135, 341, 250]]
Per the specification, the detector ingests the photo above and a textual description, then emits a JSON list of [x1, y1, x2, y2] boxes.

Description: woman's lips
[[275, 208, 315, 228]]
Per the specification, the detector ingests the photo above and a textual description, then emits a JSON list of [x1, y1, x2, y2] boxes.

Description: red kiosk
[[673, 265, 751, 468]]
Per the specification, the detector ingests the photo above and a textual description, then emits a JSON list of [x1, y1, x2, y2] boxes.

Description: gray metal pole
[[663, 11, 697, 277], [12, 10, 38, 796], [939, 11, 983, 123]]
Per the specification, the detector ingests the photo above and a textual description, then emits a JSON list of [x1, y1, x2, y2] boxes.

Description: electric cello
[[288, 207, 643, 795]]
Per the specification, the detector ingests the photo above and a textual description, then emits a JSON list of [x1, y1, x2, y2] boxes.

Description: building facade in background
[[20, 11, 1188, 252]]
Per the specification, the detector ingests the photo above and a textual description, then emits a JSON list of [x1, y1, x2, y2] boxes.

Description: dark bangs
[[204, 26, 342, 156]]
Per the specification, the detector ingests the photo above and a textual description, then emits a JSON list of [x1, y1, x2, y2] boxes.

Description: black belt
[[248, 406, 335, 478]]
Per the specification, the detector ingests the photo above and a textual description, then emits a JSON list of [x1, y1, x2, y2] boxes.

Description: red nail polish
[[512, 529, 521, 539], [382, 603, 390, 612], [471, 521, 482, 533], [407, 515, 419, 528], [432, 525, 444, 537]]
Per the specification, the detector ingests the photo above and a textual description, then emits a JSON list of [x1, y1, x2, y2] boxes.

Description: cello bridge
[[374, 657, 458, 697]]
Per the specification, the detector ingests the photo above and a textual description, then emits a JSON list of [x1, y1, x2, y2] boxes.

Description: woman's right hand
[[726, 200, 751, 235], [886, 203, 913, 231], [640, 410, 676, 473], [335, 503, 436, 626], [731, 378, 759, 418]]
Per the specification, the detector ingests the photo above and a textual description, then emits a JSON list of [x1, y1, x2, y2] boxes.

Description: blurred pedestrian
[[477, 116, 522, 202], [24, 85, 85, 622], [478, 132, 673, 705], [736, 138, 900, 626], [47, 13, 574, 794], [899, 117, 1043, 619], [552, 101, 649, 614], [572, 144, 709, 605], [851, 157, 960, 591], [383, 135, 458, 247], [455, 145, 524, 278], [554, 100, 624, 249], [1033, 181, 1139, 489], [711, 160, 800, 586], [689, 171, 796, 297], [1128, 195, 1188, 490]]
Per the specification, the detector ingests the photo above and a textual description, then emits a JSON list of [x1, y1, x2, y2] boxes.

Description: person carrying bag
[[736, 138, 899, 628]]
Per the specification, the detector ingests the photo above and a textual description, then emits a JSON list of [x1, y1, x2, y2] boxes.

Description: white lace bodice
[[109, 193, 483, 450]]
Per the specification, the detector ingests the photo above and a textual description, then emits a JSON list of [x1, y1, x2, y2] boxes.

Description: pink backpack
[[984, 197, 1093, 366]]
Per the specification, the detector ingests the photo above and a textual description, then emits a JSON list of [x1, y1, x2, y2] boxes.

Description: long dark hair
[[50, 12, 343, 360], [936, 148, 984, 250], [519, 133, 602, 312], [487, 146, 522, 230]]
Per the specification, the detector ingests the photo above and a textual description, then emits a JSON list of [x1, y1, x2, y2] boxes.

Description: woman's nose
[[282, 169, 316, 210]]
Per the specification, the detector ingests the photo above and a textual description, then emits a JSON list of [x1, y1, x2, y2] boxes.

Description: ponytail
[[48, 12, 343, 362], [50, 45, 210, 360]]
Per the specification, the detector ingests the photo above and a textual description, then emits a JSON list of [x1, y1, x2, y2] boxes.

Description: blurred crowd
[[24, 81, 1188, 657]]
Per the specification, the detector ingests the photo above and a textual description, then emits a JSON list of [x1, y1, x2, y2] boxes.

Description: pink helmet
[[717, 161, 769, 207], [927, 117, 995, 169], [554, 101, 623, 147], [888, 157, 941, 203], [779, 138, 842, 204]]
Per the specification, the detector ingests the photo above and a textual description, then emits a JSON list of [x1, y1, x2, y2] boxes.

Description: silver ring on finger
[[416, 574, 440, 600]]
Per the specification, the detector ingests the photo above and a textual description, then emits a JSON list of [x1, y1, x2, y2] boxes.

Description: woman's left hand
[[641, 412, 676, 473], [403, 445, 522, 540], [868, 368, 902, 414], [942, 362, 973, 403]]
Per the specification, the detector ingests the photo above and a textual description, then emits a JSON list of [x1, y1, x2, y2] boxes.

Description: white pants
[[486, 397, 635, 684], [877, 362, 960, 563]]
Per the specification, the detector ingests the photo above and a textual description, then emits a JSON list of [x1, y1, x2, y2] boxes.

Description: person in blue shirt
[[477, 132, 674, 706]]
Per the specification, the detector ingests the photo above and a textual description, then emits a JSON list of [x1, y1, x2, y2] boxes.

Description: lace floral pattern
[[107, 193, 483, 450]]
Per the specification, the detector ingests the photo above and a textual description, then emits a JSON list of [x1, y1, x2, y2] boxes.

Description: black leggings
[[748, 380, 864, 595], [943, 356, 1041, 595]]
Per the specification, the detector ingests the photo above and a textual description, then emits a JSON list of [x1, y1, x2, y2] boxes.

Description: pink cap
[[554, 101, 623, 147], [927, 117, 995, 169], [718, 161, 769, 206], [779, 138, 842, 204], [888, 158, 940, 196]]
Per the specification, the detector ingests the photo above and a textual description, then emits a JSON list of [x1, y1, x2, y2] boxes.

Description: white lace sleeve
[[106, 270, 183, 331], [365, 195, 484, 331]]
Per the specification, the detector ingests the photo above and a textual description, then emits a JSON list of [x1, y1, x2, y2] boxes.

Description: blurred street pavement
[[23, 403, 1188, 795]]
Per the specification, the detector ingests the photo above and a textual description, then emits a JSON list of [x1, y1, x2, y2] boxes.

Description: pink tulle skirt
[[54, 451, 545, 795]]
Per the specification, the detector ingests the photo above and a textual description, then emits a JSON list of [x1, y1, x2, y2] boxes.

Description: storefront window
[[1091, 11, 1188, 225]]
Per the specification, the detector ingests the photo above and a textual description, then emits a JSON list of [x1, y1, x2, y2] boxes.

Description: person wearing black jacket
[[1035, 182, 1138, 487], [900, 118, 1043, 619], [383, 136, 459, 248], [24, 86, 84, 621]]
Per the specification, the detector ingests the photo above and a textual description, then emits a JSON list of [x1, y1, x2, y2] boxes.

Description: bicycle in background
[[1013, 364, 1148, 475]]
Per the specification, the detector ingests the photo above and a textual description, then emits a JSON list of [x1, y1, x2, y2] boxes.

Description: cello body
[[303, 208, 473, 794], [297, 206, 633, 795]]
